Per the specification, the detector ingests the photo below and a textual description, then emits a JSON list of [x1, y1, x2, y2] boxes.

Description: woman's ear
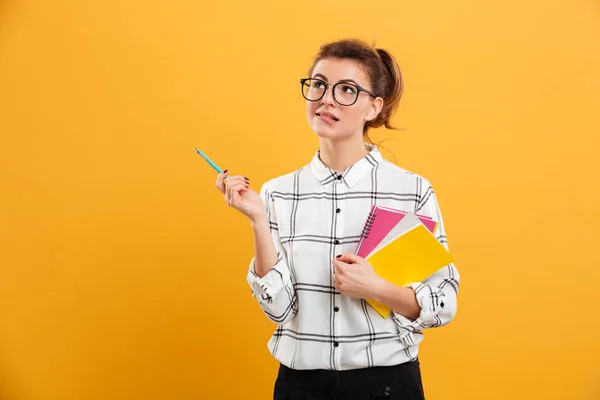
[[366, 97, 384, 122]]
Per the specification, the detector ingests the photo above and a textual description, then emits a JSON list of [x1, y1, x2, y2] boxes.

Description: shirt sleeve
[[246, 182, 298, 325], [392, 177, 461, 346]]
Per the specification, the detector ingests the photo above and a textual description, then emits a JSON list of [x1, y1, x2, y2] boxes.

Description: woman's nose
[[320, 85, 336, 106]]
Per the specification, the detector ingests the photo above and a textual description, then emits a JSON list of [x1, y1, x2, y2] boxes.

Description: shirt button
[[334, 342, 339, 347], [334, 239, 340, 245], [336, 208, 341, 213], [334, 307, 339, 312], [336, 175, 342, 180]]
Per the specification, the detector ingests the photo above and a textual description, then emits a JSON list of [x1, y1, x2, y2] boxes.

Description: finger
[[224, 176, 247, 193], [226, 183, 237, 205], [228, 182, 250, 195], [333, 261, 346, 274], [215, 169, 229, 193], [224, 176, 248, 198], [333, 258, 349, 267], [336, 252, 363, 264], [227, 182, 249, 206], [227, 180, 249, 191], [333, 279, 342, 293], [225, 174, 249, 184], [228, 183, 234, 206]]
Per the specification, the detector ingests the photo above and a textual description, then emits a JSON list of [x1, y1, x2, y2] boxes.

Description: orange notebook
[[363, 212, 455, 318]]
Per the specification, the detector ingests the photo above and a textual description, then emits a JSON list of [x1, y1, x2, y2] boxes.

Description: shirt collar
[[310, 144, 383, 189]]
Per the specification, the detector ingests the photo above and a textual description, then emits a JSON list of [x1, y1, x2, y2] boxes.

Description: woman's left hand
[[332, 253, 383, 299]]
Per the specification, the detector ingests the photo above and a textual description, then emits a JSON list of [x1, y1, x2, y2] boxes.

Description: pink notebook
[[355, 206, 438, 258]]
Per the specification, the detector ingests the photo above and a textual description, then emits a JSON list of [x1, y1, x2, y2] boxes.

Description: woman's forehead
[[311, 58, 369, 84]]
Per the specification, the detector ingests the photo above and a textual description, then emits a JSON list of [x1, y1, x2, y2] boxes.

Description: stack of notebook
[[354, 206, 455, 318]]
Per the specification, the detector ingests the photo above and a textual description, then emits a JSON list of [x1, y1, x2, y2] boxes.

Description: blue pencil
[[195, 148, 223, 174]]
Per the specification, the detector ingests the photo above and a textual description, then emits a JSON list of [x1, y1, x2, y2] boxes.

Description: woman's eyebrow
[[312, 74, 360, 86]]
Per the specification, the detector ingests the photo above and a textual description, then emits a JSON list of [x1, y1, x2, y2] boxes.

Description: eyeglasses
[[300, 78, 377, 106]]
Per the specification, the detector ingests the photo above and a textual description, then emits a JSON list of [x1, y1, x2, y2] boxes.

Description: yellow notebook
[[364, 222, 455, 318]]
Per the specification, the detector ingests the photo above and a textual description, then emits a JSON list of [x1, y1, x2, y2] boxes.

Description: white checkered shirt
[[246, 145, 460, 371]]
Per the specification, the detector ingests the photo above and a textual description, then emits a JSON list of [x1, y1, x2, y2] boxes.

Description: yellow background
[[1, 0, 599, 399]]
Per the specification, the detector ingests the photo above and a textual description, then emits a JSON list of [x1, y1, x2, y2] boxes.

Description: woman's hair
[[308, 38, 404, 138]]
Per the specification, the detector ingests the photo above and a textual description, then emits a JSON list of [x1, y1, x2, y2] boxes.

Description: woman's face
[[305, 58, 381, 141]]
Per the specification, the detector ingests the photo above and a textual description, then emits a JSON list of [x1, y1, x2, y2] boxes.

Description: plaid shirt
[[246, 145, 460, 371]]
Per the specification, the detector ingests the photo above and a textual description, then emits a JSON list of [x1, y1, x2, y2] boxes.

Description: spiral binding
[[359, 209, 377, 239]]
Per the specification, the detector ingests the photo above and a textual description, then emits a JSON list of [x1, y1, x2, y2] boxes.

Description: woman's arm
[[250, 214, 279, 278], [370, 282, 421, 320], [333, 177, 459, 327], [245, 183, 298, 325], [399, 179, 460, 328], [216, 173, 297, 325]]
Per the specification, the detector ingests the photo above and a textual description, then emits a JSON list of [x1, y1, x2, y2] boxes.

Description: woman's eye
[[342, 85, 357, 94]]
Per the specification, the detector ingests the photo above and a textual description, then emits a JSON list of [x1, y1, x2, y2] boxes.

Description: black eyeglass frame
[[299, 78, 378, 106]]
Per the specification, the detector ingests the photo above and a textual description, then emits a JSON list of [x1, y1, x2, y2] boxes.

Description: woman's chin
[[311, 123, 344, 140]]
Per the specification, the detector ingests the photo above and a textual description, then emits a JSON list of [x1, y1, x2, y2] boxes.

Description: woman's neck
[[319, 136, 371, 173]]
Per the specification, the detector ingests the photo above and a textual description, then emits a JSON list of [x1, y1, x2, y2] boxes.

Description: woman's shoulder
[[378, 158, 434, 189], [258, 166, 308, 193]]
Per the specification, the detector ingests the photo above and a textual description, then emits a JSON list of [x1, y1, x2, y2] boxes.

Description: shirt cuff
[[246, 254, 288, 305], [391, 282, 446, 346], [407, 282, 446, 325]]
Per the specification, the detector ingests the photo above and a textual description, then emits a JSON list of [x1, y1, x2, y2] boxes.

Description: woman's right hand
[[216, 171, 266, 222]]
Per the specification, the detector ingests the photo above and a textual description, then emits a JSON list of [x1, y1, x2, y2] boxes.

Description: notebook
[[355, 205, 438, 259], [361, 212, 455, 318]]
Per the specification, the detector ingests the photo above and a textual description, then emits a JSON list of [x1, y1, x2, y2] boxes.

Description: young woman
[[216, 38, 460, 400]]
